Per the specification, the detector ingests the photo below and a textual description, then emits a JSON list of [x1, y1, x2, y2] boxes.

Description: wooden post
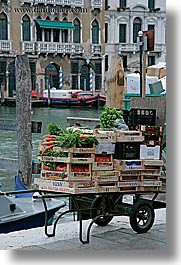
[[105, 56, 125, 109], [15, 54, 32, 189], [0, 82, 5, 105], [142, 51, 147, 97]]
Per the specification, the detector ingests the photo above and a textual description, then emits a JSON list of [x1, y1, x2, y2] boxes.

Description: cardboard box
[[140, 145, 160, 160]]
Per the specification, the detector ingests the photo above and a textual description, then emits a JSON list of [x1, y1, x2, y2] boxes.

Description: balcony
[[117, 43, 166, 54], [20, 0, 84, 6], [0, 41, 11, 52], [91, 0, 102, 9], [35, 42, 84, 55], [91, 44, 102, 55], [21, 41, 36, 53]]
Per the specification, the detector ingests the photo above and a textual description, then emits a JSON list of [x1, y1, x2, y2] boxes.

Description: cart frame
[[37, 189, 166, 244]]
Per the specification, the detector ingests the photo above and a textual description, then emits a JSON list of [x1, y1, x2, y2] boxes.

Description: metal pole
[[138, 31, 143, 97]]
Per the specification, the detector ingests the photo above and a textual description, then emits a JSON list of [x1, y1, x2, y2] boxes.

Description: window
[[0, 13, 8, 40], [73, 18, 81, 43], [95, 62, 102, 90], [148, 24, 155, 31], [148, 56, 155, 66], [62, 29, 68, 42], [119, 24, 126, 43], [44, 17, 51, 42], [133, 18, 141, 43], [71, 62, 79, 89], [53, 17, 60, 42], [148, 0, 155, 10], [119, 0, 126, 8], [105, 55, 108, 71], [122, 55, 127, 70], [105, 23, 108, 43], [22, 15, 31, 41], [36, 16, 42, 41], [92, 19, 99, 44], [0, 61, 6, 88]]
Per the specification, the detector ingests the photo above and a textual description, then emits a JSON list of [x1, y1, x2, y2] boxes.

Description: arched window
[[53, 17, 60, 42], [44, 16, 51, 42], [73, 18, 81, 43], [92, 19, 99, 44], [0, 12, 8, 40], [62, 17, 68, 43], [133, 17, 141, 43], [22, 15, 31, 41], [36, 16, 42, 41]]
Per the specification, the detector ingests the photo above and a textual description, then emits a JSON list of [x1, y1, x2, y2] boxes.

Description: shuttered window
[[73, 18, 81, 43], [92, 20, 99, 44], [22, 15, 31, 41], [119, 24, 126, 43], [0, 13, 8, 40]]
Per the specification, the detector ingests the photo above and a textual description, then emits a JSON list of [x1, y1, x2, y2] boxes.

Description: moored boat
[[0, 177, 66, 234], [31, 89, 106, 107]]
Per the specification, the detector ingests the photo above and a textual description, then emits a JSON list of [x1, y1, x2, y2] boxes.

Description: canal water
[[0, 105, 103, 191]]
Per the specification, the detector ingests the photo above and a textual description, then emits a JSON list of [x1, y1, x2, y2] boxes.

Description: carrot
[[41, 145, 52, 156], [80, 134, 89, 139], [44, 136, 56, 141], [42, 140, 57, 146]]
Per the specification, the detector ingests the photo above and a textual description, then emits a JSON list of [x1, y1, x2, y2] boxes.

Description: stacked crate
[[35, 144, 97, 194], [92, 129, 119, 192], [35, 126, 163, 194], [114, 127, 163, 192]]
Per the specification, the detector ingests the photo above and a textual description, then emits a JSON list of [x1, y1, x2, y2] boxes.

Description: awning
[[36, 20, 75, 30]]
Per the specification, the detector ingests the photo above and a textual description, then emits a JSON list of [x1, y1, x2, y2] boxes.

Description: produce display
[[34, 109, 164, 194]]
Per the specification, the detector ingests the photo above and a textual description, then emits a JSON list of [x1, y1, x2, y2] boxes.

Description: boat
[[0, 177, 66, 234], [31, 89, 106, 107]]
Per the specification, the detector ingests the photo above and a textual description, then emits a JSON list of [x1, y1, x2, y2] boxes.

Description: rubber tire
[[130, 200, 155, 233], [90, 196, 113, 226]]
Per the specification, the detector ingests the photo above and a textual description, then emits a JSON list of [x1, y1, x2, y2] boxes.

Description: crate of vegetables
[[67, 164, 92, 181]]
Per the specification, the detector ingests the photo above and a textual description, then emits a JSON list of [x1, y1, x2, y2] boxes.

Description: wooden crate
[[41, 170, 68, 180], [119, 175, 140, 181], [139, 125, 163, 136], [143, 159, 163, 167], [93, 170, 119, 177], [116, 130, 144, 142], [39, 156, 71, 163], [96, 143, 115, 154], [92, 162, 114, 171], [95, 154, 113, 162], [114, 160, 144, 171], [93, 129, 117, 143], [53, 146, 96, 154]]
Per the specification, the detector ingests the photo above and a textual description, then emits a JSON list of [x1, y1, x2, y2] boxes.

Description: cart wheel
[[90, 196, 113, 226], [130, 200, 155, 233]]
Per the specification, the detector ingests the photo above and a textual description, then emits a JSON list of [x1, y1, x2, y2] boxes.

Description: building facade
[[105, 0, 166, 73], [0, 0, 166, 97]]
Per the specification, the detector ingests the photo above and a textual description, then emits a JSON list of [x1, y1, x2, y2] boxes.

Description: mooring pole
[[15, 54, 32, 189]]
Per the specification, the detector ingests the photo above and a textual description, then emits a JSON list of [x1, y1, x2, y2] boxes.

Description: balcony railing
[[20, 0, 84, 6], [35, 42, 84, 54], [0, 41, 11, 52], [21, 41, 36, 53], [91, 44, 102, 55], [118, 43, 166, 53], [91, 0, 102, 9]]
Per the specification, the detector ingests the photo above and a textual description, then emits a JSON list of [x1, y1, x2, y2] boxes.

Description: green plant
[[99, 108, 123, 129]]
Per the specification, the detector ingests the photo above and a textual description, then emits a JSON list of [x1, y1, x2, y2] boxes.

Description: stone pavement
[[0, 208, 166, 252]]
